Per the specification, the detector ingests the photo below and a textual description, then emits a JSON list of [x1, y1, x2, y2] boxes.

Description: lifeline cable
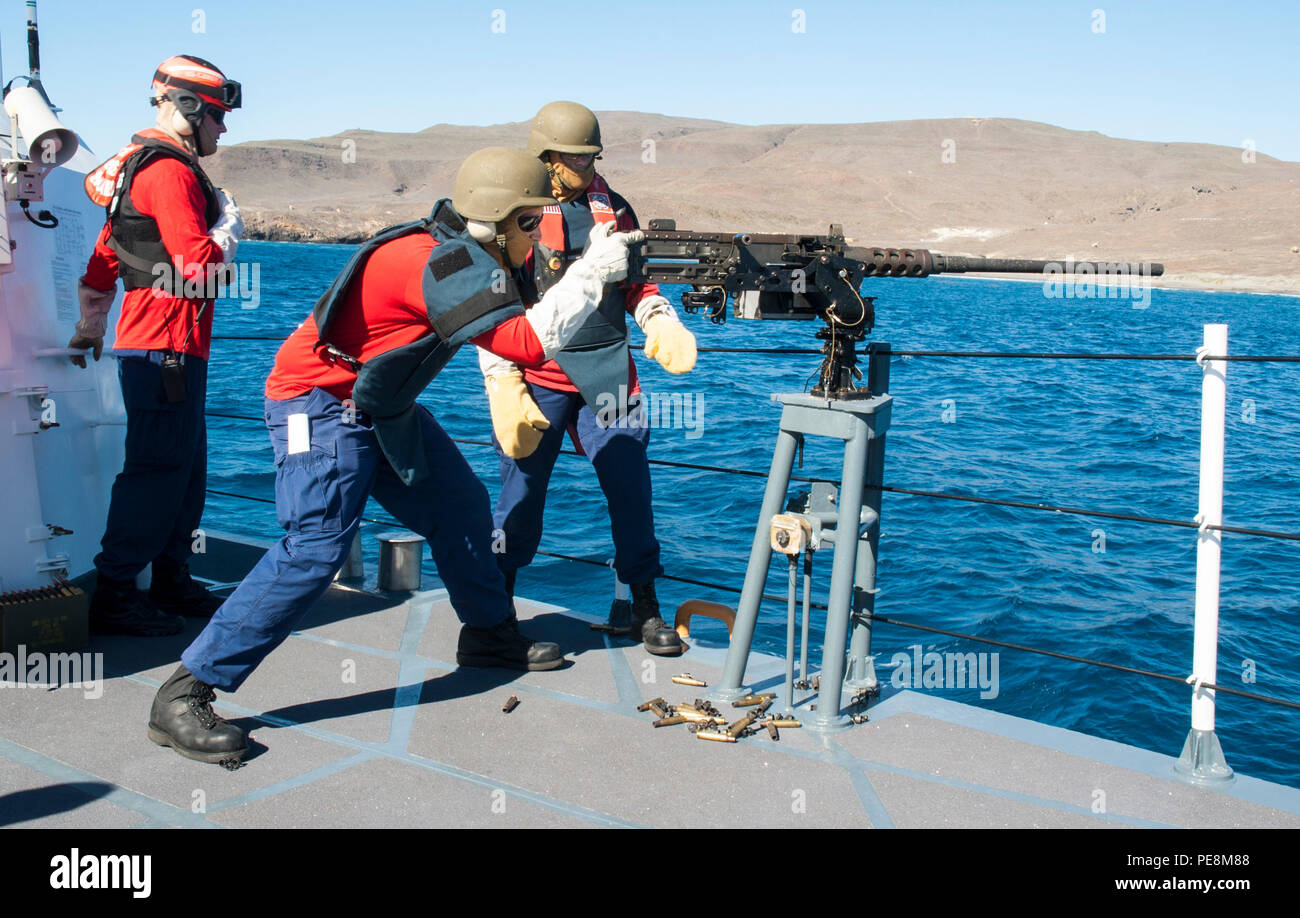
[[208, 335, 1300, 363], [202, 411, 1300, 542], [204, 483, 1300, 715]]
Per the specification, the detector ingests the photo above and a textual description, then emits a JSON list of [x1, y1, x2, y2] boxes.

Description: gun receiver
[[627, 219, 1165, 399]]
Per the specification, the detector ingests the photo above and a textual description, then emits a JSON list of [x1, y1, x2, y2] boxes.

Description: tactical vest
[[312, 199, 525, 485], [84, 129, 221, 294], [533, 174, 631, 409]]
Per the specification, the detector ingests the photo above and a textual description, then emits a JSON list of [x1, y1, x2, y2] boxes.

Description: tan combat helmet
[[452, 147, 555, 222], [526, 101, 602, 158]]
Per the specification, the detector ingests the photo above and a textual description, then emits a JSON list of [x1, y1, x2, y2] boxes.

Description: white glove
[[578, 221, 644, 286], [210, 188, 244, 263], [633, 293, 677, 331], [74, 280, 116, 339], [523, 223, 646, 358], [477, 346, 519, 379]]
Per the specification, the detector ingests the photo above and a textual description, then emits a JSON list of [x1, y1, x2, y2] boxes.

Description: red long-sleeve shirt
[[265, 233, 546, 401], [82, 152, 225, 360]]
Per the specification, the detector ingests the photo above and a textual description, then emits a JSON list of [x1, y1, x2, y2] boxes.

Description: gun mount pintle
[[628, 219, 1165, 400]]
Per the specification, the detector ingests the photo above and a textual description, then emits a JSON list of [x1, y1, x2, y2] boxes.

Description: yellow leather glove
[[643, 313, 697, 374], [485, 370, 550, 459]]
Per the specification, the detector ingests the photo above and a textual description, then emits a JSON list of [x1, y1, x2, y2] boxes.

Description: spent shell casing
[[755, 698, 773, 716], [695, 730, 737, 743], [636, 697, 666, 712], [677, 709, 725, 724], [766, 722, 779, 741], [649, 703, 666, 719], [653, 715, 687, 727], [770, 717, 801, 728], [727, 713, 758, 737], [502, 695, 520, 713], [672, 674, 707, 687]]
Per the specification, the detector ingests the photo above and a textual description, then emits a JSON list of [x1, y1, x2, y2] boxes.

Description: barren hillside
[[204, 115, 1300, 295]]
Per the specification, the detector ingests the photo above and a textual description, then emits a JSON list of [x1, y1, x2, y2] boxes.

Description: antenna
[[24, 1, 52, 107]]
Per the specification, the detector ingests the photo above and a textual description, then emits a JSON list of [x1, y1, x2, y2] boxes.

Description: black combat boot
[[457, 617, 564, 671], [149, 559, 224, 618], [606, 595, 632, 635], [147, 665, 248, 766], [629, 582, 684, 656], [90, 574, 185, 637]]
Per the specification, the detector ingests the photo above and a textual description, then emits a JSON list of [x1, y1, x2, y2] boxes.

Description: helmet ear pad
[[465, 219, 497, 243], [165, 89, 205, 136]]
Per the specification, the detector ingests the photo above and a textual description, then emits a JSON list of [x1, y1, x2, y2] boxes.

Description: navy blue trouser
[[493, 384, 663, 586], [95, 354, 207, 582], [183, 388, 509, 691]]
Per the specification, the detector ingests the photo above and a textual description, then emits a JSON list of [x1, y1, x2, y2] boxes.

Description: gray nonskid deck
[[2, 541, 1298, 828]]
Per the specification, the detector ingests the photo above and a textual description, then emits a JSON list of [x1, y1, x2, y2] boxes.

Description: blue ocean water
[[207, 240, 1300, 789]]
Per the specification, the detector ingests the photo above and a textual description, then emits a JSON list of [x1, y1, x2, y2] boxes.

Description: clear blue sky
[[5, 0, 1297, 161]]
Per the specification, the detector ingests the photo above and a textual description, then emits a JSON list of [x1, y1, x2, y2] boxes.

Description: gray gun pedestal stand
[[714, 344, 891, 732]]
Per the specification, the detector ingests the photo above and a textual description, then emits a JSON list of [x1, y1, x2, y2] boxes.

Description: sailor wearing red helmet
[[73, 55, 244, 635]]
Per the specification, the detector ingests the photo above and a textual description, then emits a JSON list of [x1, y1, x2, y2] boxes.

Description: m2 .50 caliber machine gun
[[626, 219, 1164, 399], [627, 220, 1164, 723]]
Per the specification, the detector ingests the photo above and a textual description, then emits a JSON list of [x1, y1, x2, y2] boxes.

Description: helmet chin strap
[[545, 160, 580, 197], [466, 219, 519, 267]]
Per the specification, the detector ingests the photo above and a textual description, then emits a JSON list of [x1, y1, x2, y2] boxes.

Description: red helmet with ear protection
[[152, 55, 241, 112]]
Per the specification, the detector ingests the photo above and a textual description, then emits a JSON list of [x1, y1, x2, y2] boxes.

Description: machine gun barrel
[[842, 246, 1164, 278]]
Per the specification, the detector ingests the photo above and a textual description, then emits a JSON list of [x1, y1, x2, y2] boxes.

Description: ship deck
[[2, 534, 1299, 830]]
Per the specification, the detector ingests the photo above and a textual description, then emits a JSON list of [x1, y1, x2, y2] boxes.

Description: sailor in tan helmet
[[477, 101, 697, 656]]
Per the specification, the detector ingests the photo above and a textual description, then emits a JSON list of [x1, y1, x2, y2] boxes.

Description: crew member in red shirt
[[73, 55, 244, 636], [146, 148, 645, 767]]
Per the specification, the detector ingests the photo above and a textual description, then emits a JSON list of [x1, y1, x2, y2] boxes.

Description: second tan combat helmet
[[452, 147, 555, 222], [526, 101, 602, 158]]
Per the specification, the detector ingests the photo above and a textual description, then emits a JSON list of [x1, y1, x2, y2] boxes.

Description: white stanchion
[[1175, 323, 1234, 784]]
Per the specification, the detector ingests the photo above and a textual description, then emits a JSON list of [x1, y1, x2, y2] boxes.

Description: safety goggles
[[159, 76, 241, 111], [214, 79, 242, 110], [515, 212, 542, 233]]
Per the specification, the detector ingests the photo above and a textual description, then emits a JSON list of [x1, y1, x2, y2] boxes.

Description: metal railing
[[203, 331, 1300, 778]]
